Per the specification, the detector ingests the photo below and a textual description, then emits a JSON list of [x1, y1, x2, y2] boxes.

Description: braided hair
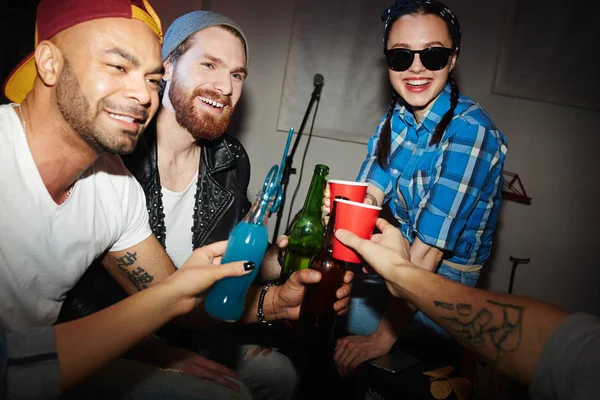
[[377, 0, 461, 168], [377, 92, 397, 169], [431, 72, 459, 146]]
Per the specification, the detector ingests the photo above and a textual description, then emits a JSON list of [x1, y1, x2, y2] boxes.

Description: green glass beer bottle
[[278, 164, 329, 284]]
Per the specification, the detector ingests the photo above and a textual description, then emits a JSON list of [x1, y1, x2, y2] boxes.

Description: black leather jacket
[[58, 124, 252, 321], [123, 123, 252, 249]]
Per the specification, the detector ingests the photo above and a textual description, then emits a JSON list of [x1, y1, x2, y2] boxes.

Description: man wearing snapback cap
[[58, 10, 307, 400], [0, 0, 257, 399], [1, 3, 352, 399]]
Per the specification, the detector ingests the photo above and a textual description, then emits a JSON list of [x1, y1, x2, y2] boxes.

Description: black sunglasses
[[384, 47, 453, 71]]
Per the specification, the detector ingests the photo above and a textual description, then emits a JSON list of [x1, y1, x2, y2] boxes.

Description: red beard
[[168, 74, 235, 141]]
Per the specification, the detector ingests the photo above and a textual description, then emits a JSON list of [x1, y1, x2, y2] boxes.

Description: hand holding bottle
[[299, 195, 352, 344], [270, 268, 354, 321], [204, 194, 271, 322], [166, 240, 255, 315]]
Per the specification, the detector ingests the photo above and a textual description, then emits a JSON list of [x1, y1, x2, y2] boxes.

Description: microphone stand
[[271, 78, 323, 243]]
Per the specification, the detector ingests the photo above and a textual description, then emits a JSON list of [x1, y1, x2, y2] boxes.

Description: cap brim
[[3, 53, 36, 103]]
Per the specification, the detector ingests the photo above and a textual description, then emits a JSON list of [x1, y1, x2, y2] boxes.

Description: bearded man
[[121, 12, 299, 400], [58, 11, 353, 400]]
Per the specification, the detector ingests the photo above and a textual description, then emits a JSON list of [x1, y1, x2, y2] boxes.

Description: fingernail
[[244, 262, 255, 271], [335, 230, 345, 238]]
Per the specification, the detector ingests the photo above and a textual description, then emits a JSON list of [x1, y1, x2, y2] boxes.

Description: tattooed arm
[[102, 235, 176, 294], [54, 242, 250, 391], [334, 218, 568, 385], [102, 236, 242, 330], [401, 271, 566, 384]]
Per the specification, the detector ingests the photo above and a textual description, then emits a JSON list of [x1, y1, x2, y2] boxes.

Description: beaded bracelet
[[257, 281, 276, 325]]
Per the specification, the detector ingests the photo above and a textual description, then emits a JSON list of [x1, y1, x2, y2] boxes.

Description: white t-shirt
[[530, 313, 600, 400], [0, 104, 152, 331], [162, 174, 198, 268]]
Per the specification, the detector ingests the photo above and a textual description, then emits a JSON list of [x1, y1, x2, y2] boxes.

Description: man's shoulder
[[222, 134, 249, 159], [202, 133, 250, 171], [0, 103, 19, 139], [120, 129, 156, 184], [93, 153, 133, 175], [448, 97, 507, 149], [453, 96, 501, 132], [0, 103, 15, 117], [530, 313, 600, 400], [211, 134, 250, 191], [86, 154, 143, 196]]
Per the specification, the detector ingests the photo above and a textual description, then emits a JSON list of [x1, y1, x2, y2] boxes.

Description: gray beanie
[[161, 10, 249, 66]]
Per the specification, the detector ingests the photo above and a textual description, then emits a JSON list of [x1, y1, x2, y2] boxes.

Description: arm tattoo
[[113, 252, 155, 291], [434, 299, 524, 362], [456, 303, 472, 316], [434, 301, 454, 310], [365, 193, 379, 206]]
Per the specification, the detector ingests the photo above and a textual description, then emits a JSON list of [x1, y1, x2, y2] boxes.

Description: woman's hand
[[169, 241, 254, 313]]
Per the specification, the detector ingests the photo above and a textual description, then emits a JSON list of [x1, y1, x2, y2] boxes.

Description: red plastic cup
[[328, 180, 368, 212], [332, 199, 381, 263]]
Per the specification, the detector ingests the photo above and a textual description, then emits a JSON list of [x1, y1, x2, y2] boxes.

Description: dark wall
[[1, 1, 39, 104]]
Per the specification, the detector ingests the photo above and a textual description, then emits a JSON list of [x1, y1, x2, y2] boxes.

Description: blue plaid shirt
[[358, 84, 507, 265]]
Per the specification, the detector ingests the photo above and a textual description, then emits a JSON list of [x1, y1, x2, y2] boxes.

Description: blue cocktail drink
[[204, 220, 269, 322], [204, 127, 295, 322]]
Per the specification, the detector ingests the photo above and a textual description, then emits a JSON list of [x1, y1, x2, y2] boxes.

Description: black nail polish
[[244, 262, 255, 271]]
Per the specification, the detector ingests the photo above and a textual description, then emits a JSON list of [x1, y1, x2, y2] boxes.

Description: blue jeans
[[411, 262, 480, 337], [344, 274, 388, 336], [179, 329, 298, 400], [345, 264, 480, 339], [60, 358, 253, 400], [61, 329, 298, 400]]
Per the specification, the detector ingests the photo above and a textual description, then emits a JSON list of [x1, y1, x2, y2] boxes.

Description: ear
[[34, 41, 63, 86], [449, 52, 458, 72], [162, 59, 173, 82]]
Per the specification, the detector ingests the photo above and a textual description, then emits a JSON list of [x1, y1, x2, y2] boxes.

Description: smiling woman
[[334, 0, 508, 378]]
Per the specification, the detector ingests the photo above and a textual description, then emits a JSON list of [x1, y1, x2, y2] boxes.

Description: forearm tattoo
[[113, 252, 155, 291], [434, 300, 524, 362], [365, 193, 379, 206], [433, 301, 454, 310]]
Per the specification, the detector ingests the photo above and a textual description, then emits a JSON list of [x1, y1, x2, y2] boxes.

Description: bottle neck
[[244, 192, 271, 226], [300, 166, 328, 218], [322, 197, 340, 250]]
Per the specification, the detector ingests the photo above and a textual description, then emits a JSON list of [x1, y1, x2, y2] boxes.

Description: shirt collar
[[395, 83, 452, 134]]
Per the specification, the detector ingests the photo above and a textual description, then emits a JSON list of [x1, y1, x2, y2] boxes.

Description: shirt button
[[392, 169, 398, 175]]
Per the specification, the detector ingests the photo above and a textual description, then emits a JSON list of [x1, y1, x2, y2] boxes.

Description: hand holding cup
[[332, 199, 381, 263]]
